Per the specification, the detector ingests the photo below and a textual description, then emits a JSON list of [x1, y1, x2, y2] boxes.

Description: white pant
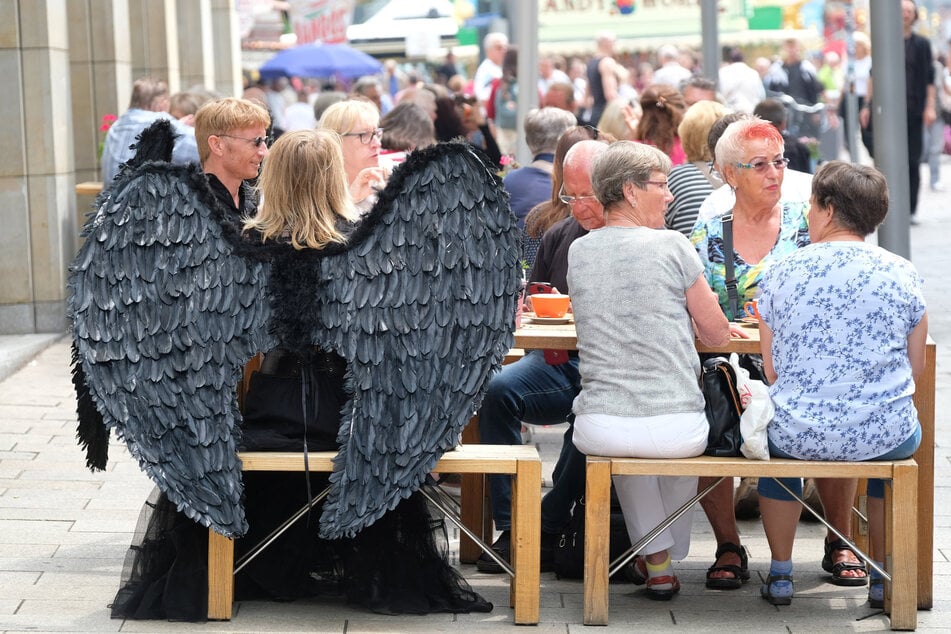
[[574, 411, 708, 559]]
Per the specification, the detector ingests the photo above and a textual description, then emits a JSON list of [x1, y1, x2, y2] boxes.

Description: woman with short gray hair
[[568, 140, 729, 601]]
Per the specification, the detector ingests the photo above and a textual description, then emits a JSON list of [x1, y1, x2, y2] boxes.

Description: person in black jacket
[[860, 0, 937, 223]]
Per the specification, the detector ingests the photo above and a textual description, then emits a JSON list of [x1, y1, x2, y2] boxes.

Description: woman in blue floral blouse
[[756, 161, 928, 609]]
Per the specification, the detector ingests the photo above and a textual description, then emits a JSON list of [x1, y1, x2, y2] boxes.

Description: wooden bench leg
[[583, 457, 612, 625], [887, 463, 918, 631], [207, 530, 234, 620], [511, 456, 541, 624]]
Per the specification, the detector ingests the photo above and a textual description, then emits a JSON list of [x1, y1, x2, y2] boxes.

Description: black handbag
[[701, 356, 743, 457], [553, 489, 638, 582]]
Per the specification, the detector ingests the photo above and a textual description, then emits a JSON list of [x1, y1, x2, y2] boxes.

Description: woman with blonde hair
[[634, 83, 687, 164], [244, 128, 358, 250], [665, 100, 731, 235], [319, 98, 389, 212], [596, 97, 642, 141]]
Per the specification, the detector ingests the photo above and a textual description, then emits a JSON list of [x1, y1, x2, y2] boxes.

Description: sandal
[[705, 542, 750, 590], [645, 574, 680, 601], [821, 538, 869, 587], [761, 573, 794, 606]]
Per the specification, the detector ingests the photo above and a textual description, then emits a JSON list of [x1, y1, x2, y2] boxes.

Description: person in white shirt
[[283, 90, 317, 131], [653, 45, 693, 89], [473, 32, 508, 104], [718, 48, 766, 114], [100, 78, 199, 185], [538, 55, 570, 97]]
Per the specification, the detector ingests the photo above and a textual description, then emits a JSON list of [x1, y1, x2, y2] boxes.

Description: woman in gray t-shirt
[[569, 141, 729, 601]]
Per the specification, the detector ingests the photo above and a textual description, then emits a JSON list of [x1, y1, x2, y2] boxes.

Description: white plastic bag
[[727, 353, 752, 409], [739, 378, 773, 460]]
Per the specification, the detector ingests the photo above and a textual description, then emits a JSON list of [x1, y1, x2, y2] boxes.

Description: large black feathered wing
[[67, 121, 271, 537], [313, 142, 520, 539]]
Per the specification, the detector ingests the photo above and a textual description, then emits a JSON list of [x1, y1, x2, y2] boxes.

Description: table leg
[[912, 343, 935, 610], [459, 415, 488, 563]]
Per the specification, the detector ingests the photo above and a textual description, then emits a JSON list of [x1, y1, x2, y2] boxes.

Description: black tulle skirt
[[110, 349, 492, 620], [110, 474, 492, 620]]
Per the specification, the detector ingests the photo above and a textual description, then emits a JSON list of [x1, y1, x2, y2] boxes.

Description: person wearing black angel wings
[[68, 110, 520, 618]]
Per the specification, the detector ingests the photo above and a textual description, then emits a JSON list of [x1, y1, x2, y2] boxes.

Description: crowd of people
[[89, 0, 934, 621]]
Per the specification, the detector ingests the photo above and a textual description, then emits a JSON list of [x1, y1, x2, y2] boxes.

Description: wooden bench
[[208, 443, 542, 624], [583, 456, 919, 631]]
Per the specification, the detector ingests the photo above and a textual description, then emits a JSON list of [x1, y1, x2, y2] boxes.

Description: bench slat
[[597, 456, 915, 479], [237, 444, 538, 474]]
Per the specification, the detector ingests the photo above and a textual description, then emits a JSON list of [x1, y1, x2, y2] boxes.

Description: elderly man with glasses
[[477, 139, 611, 573]]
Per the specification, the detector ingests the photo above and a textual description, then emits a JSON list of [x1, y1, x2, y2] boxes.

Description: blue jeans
[[478, 350, 585, 533], [758, 423, 922, 501]]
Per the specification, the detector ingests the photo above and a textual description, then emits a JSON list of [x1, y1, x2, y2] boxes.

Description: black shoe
[[476, 530, 511, 574]]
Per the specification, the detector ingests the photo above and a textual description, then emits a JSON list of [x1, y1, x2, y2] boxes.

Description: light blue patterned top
[[759, 242, 925, 461], [100, 109, 199, 185]]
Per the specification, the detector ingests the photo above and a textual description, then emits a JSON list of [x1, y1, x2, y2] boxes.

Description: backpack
[[493, 78, 519, 130]]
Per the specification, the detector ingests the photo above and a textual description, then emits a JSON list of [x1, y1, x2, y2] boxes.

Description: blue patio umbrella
[[258, 42, 382, 80]]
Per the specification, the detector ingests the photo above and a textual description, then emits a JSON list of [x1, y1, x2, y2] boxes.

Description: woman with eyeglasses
[[689, 117, 810, 594], [690, 119, 870, 596], [319, 99, 389, 213], [690, 118, 807, 321], [568, 141, 730, 600]]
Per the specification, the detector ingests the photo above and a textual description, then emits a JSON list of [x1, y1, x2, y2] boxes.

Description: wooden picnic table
[[511, 317, 936, 610]]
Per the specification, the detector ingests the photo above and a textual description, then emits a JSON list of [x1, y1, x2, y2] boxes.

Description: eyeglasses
[[218, 134, 271, 148], [642, 179, 670, 192], [342, 128, 384, 144], [558, 187, 598, 206], [734, 157, 790, 172]]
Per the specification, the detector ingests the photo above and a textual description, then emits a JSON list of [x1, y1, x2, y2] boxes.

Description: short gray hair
[[483, 31, 508, 50], [524, 107, 578, 155], [591, 141, 672, 209]]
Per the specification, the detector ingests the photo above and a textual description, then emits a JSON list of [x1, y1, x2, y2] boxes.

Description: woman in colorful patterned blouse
[[688, 117, 811, 592], [689, 119, 809, 320], [756, 161, 927, 609]]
